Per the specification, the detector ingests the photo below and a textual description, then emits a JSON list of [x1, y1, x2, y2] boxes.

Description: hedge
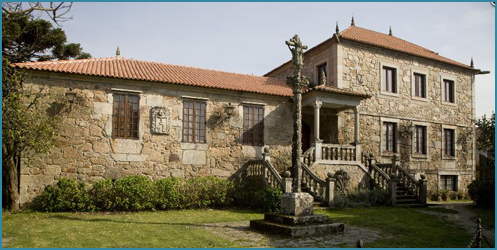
[[35, 175, 281, 212]]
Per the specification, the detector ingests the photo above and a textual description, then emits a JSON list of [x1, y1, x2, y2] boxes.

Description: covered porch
[[300, 85, 371, 166]]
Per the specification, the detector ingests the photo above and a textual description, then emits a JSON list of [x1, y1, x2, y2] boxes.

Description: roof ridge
[[15, 56, 276, 81], [125, 58, 274, 80], [342, 26, 437, 54], [14, 57, 117, 66]]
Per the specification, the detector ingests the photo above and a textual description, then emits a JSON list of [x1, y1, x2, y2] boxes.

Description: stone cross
[[285, 35, 309, 193], [285, 35, 308, 78]]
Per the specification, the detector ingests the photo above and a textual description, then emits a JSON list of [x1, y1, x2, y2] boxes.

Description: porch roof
[[303, 85, 371, 98], [302, 85, 370, 110]]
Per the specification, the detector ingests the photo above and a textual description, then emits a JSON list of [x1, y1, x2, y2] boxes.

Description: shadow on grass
[[46, 213, 253, 231]]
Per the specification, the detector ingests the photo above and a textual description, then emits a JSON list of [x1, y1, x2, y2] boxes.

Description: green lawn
[[2, 207, 477, 248], [468, 206, 495, 230], [318, 207, 473, 248], [2, 209, 262, 248]]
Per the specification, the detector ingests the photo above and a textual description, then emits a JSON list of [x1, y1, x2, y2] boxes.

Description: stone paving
[[200, 221, 383, 248]]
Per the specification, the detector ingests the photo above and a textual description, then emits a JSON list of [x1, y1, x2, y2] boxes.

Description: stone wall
[[312, 164, 369, 190], [20, 72, 293, 204], [339, 40, 476, 194], [267, 41, 337, 87]]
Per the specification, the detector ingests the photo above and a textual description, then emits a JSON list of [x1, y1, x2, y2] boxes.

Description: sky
[[56, 2, 494, 117]]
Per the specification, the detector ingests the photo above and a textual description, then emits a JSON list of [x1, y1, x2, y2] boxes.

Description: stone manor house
[[15, 21, 485, 205]]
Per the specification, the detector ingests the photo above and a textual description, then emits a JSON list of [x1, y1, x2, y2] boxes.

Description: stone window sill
[[442, 156, 457, 161], [412, 153, 429, 160], [441, 101, 457, 107], [381, 151, 398, 158], [380, 91, 399, 98], [411, 96, 429, 102]]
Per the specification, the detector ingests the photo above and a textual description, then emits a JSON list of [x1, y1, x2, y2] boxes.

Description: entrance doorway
[[302, 122, 312, 152]]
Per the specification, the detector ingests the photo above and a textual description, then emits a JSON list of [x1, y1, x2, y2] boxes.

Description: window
[[443, 79, 455, 103], [112, 93, 140, 139], [183, 100, 206, 143], [382, 122, 397, 153], [443, 128, 455, 157], [243, 106, 264, 146], [382, 66, 397, 93], [440, 175, 457, 191], [414, 125, 427, 154], [414, 73, 426, 98], [317, 63, 327, 86]]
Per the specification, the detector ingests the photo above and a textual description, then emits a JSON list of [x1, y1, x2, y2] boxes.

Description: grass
[[317, 207, 473, 248], [467, 206, 495, 230], [418, 207, 459, 214], [2, 207, 477, 248], [2, 209, 262, 248]]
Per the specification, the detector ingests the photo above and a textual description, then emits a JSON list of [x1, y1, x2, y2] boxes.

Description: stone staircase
[[244, 150, 427, 208]]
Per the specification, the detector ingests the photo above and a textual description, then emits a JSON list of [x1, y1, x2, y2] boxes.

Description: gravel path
[[419, 203, 494, 247], [200, 221, 384, 248]]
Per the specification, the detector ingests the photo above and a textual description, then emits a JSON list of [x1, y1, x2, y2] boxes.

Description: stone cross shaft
[[285, 35, 309, 193]]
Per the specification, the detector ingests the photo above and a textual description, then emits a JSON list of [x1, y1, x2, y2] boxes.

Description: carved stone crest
[[151, 107, 170, 135]]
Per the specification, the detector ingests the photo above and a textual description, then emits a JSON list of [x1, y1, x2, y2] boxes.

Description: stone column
[[313, 101, 322, 141], [326, 172, 335, 207], [353, 107, 360, 144], [368, 153, 375, 190], [283, 171, 293, 193], [418, 174, 427, 205], [313, 101, 323, 161], [389, 173, 397, 206], [262, 147, 271, 163], [292, 86, 304, 193], [392, 154, 399, 175]]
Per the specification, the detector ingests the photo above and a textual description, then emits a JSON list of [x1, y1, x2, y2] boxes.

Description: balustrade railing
[[245, 159, 282, 189], [302, 147, 316, 166], [369, 163, 391, 189], [376, 163, 419, 195], [321, 144, 356, 162], [301, 162, 327, 201]]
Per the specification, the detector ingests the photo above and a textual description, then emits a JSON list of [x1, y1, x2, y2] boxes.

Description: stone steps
[[250, 213, 345, 237]]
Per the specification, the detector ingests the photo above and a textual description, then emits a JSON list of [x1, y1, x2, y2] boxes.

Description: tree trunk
[[3, 143, 20, 210]]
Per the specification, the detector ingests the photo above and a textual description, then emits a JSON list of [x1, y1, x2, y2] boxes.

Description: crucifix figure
[[285, 35, 309, 193], [285, 35, 308, 78]]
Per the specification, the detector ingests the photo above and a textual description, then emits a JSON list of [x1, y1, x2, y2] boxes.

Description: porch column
[[313, 101, 322, 141], [313, 101, 323, 160], [354, 107, 361, 161], [353, 107, 360, 144]]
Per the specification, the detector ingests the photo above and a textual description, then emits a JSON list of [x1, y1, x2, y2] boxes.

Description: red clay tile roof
[[265, 25, 476, 76], [340, 26, 474, 70], [14, 58, 293, 97], [303, 85, 371, 98]]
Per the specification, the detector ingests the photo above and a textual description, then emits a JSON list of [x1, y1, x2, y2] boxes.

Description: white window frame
[[411, 69, 429, 102], [411, 121, 430, 160], [440, 73, 457, 106], [441, 124, 457, 160], [380, 117, 400, 157], [379, 61, 400, 97]]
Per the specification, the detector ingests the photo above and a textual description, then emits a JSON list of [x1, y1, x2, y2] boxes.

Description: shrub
[[468, 179, 495, 208], [37, 178, 92, 212], [36, 175, 280, 212], [90, 179, 114, 211], [232, 176, 282, 212], [111, 176, 156, 211], [334, 189, 390, 208], [154, 178, 182, 210]]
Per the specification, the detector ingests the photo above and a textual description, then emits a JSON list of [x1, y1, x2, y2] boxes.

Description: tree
[[2, 2, 91, 210], [475, 112, 495, 167]]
